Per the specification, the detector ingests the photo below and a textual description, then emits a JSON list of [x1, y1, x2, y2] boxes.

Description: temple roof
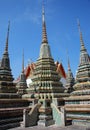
[[15, 61, 66, 83]]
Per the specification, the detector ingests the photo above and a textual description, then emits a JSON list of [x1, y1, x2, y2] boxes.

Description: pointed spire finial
[[5, 21, 10, 53], [42, 0, 48, 44], [22, 49, 24, 73], [67, 50, 71, 71], [68, 57, 72, 72], [68, 57, 70, 69], [42, 0, 45, 23], [77, 19, 86, 51], [77, 19, 81, 33]]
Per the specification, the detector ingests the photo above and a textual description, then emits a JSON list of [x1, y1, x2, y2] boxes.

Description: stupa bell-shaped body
[[39, 43, 52, 59]]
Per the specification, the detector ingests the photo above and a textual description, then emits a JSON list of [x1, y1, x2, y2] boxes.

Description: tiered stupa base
[[71, 81, 90, 96], [0, 93, 20, 99], [65, 95, 90, 126]]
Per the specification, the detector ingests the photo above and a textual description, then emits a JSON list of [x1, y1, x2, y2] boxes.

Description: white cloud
[[13, 0, 56, 25], [14, 8, 41, 25]]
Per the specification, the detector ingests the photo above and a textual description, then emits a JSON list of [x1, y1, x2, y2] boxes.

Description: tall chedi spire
[[5, 21, 10, 53], [23, 2, 66, 126], [1, 21, 11, 69], [39, 2, 52, 58], [16, 51, 27, 96], [78, 20, 90, 65], [0, 21, 18, 95], [22, 50, 24, 73], [71, 20, 90, 96], [30, 1, 65, 99], [42, 3, 48, 44], [65, 57, 74, 93]]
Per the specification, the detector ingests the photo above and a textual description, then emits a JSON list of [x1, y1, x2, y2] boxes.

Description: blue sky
[[0, 0, 90, 79]]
